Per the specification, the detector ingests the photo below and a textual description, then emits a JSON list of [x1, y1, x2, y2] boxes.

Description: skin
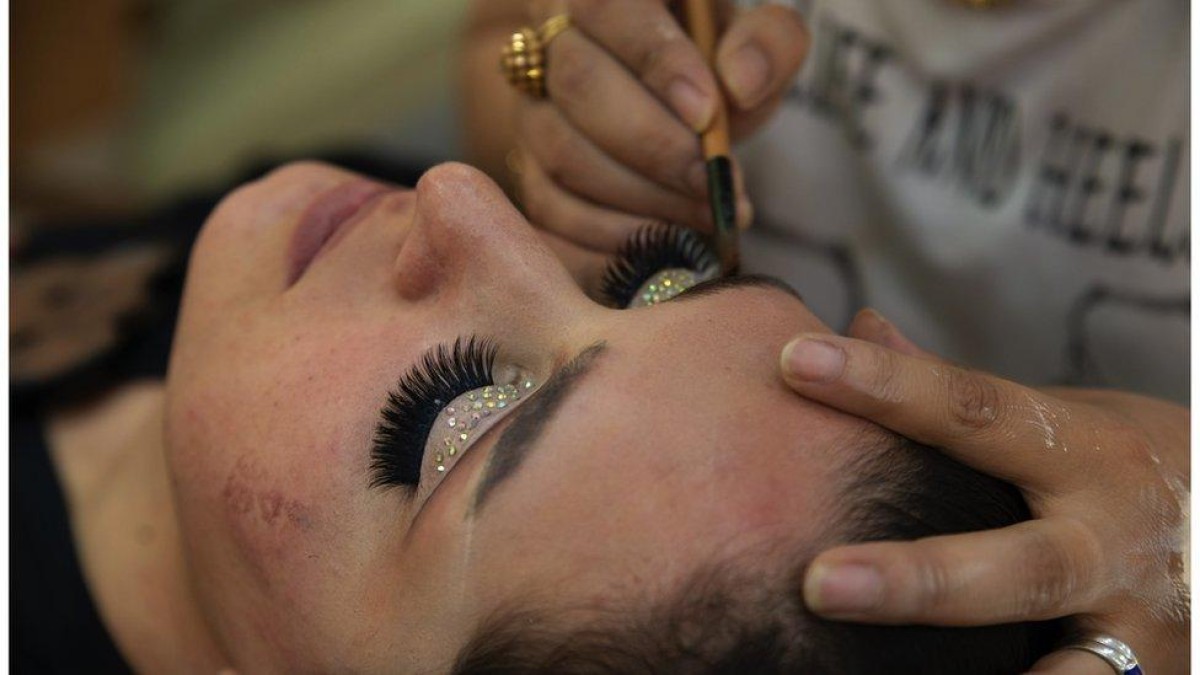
[[462, 2, 1190, 671], [54, 161, 875, 673]]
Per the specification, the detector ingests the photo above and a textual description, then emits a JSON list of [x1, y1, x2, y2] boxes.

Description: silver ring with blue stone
[[1063, 634, 1143, 675]]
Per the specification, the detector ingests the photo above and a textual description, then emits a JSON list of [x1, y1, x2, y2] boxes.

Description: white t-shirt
[[738, 0, 1189, 402]]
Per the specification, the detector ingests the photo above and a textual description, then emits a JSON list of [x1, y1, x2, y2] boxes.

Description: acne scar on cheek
[[222, 456, 314, 532]]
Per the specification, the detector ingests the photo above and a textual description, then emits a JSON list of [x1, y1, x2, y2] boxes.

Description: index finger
[[803, 518, 1101, 625], [778, 334, 1092, 491], [563, 0, 720, 131]]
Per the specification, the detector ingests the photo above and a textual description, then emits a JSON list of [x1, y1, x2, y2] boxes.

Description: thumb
[[716, 4, 810, 110]]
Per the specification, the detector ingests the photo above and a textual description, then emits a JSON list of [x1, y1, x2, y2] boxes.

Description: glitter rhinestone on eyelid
[[432, 381, 535, 475], [629, 268, 712, 308]]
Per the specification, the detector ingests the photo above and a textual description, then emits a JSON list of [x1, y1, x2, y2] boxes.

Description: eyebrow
[[470, 341, 608, 515], [467, 274, 802, 515]]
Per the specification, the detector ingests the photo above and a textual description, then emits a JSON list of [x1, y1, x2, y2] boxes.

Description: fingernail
[[782, 338, 844, 382], [721, 43, 771, 109], [668, 77, 715, 132], [687, 160, 709, 198], [865, 310, 920, 354], [804, 563, 883, 615], [859, 308, 891, 339], [869, 309, 901, 335]]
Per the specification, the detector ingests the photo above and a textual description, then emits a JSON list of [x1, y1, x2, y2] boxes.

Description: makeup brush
[[683, 0, 740, 275]]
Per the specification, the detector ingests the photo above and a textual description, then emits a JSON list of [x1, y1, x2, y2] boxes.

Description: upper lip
[[287, 179, 393, 286]]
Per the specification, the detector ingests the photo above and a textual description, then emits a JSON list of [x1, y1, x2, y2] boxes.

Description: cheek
[[167, 385, 339, 589], [218, 454, 329, 587], [165, 327, 419, 665], [164, 324, 395, 602]]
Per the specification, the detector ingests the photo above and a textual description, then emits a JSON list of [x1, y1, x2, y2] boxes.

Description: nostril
[[393, 217, 445, 302]]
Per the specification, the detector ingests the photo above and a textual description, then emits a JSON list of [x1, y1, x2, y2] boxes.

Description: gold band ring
[[538, 14, 571, 43], [500, 14, 572, 99]]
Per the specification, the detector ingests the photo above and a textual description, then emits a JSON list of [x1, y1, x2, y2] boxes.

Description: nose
[[393, 162, 587, 318]]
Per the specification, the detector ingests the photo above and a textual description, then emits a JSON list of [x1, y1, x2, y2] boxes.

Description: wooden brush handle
[[683, 0, 731, 158]]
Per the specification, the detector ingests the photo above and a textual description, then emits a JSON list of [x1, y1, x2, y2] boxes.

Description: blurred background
[[12, 0, 469, 227], [12, 0, 477, 394]]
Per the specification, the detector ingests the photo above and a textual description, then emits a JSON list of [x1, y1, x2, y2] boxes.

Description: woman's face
[[165, 162, 861, 672]]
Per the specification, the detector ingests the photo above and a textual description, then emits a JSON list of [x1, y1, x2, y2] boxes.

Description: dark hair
[[451, 435, 1064, 674]]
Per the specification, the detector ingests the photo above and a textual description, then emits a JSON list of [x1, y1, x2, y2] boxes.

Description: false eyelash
[[600, 223, 719, 308], [370, 336, 497, 489]]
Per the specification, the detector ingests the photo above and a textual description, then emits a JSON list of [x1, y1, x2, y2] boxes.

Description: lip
[[287, 179, 393, 285]]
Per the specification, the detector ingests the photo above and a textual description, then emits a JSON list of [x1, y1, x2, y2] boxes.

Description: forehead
[[466, 287, 865, 598]]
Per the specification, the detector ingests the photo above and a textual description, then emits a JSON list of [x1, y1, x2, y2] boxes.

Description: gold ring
[[538, 14, 571, 44], [500, 14, 572, 99]]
